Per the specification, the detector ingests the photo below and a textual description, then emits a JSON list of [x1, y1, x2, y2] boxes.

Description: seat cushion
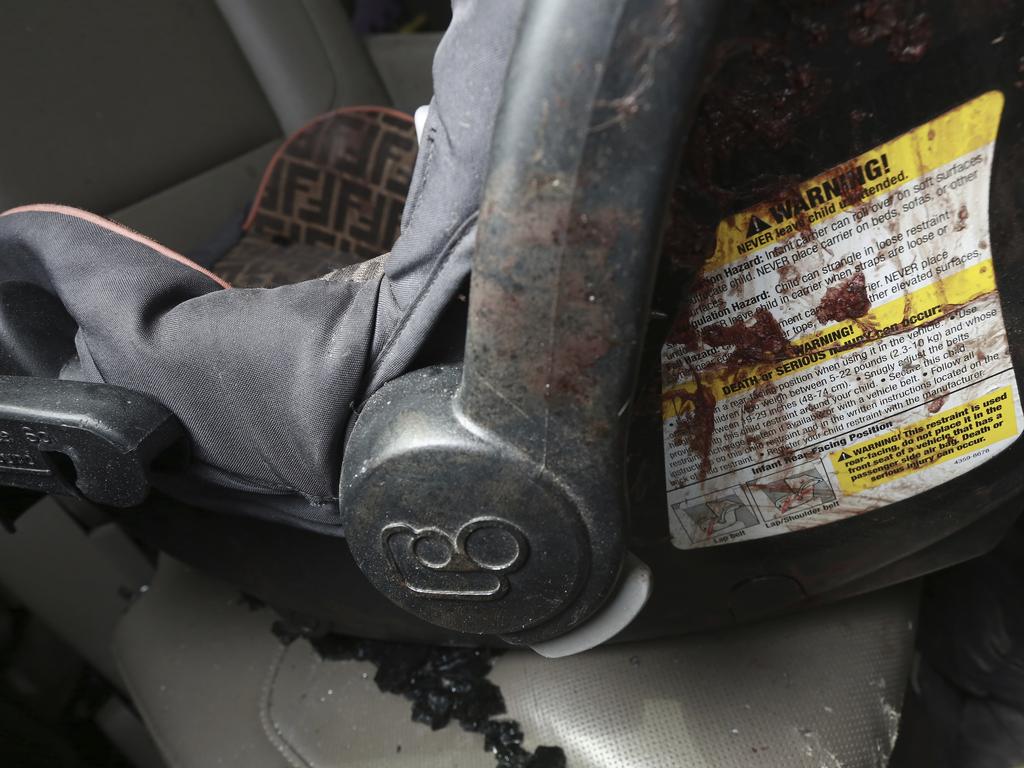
[[114, 556, 918, 768], [214, 107, 418, 288]]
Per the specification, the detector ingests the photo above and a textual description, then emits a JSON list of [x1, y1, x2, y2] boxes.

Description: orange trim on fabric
[[1, 204, 231, 289]]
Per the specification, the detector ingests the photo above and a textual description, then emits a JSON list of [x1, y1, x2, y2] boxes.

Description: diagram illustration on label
[[662, 91, 1023, 550]]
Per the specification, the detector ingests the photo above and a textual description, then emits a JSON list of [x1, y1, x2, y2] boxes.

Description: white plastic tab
[[414, 105, 430, 143], [529, 553, 653, 659]]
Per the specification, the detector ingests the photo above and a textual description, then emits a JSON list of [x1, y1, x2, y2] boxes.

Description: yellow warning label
[[710, 91, 1004, 271], [662, 258, 998, 418], [831, 386, 1017, 493], [661, 88, 1020, 552], [659, 87, 1019, 548]]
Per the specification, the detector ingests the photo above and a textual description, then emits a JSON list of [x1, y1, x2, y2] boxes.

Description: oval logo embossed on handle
[[382, 517, 529, 601]]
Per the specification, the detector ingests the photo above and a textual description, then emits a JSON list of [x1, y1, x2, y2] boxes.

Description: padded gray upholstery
[[0, 0, 392, 253], [0, 0, 438, 716], [0, 0, 517, 527], [115, 557, 917, 768]]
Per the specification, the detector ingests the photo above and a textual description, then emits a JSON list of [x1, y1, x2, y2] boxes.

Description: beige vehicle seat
[[0, 0, 438, 254], [114, 556, 915, 768]]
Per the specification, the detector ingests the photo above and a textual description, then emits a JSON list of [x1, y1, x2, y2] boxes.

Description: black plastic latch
[[0, 376, 184, 507]]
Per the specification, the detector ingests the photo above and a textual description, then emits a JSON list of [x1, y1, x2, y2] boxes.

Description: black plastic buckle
[[0, 376, 184, 508]]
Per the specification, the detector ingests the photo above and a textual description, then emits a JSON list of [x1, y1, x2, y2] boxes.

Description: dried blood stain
[[815, 271, 872, 323], [954, 204, 969, 231], [669, 374, 717, 480], [703, 308, 793, 364], [848, 1, 932, 63]]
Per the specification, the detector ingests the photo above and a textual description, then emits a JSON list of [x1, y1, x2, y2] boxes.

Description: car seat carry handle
[[342, 0, 721, 651]]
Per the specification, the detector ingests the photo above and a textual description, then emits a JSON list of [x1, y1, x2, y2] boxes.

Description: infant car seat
[[1, 0, 1023, 655]]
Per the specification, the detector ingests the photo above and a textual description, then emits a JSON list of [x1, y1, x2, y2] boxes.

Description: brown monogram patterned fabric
[[215, 107, 417, 288]]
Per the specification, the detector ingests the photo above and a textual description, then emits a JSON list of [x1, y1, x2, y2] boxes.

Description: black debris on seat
[[236, 593, 266, 611], [273, 622, 566, 768]]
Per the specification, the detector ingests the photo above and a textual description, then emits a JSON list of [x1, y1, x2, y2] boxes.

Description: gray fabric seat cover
[[0, 0, 525, 529]]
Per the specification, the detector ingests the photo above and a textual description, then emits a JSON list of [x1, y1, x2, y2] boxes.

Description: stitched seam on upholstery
[[259, 644, 315, 768], [169, 452, 342, 511], [401, 124, 437, 228], [324, 256, 387, 502], [190, 458, 296, 494], [369, 212, 477, 385]]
